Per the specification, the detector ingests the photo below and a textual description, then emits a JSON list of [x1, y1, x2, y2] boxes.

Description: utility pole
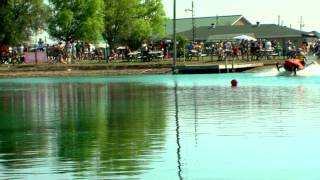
[[191, 1, 195, 42], [300, 16, 304, 31], [173, 0, 177, 70], [185, 0, 195, 42]]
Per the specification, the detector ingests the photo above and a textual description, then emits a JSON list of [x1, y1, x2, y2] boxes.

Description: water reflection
[[0, 81, 168, 178], [174, 82, 182, 180], [193, 86, 199, 145], [173, 85, 320, 138], [170, 83, 320, 179], [1, 75, 320, 179], [0, 84, 49, 170]]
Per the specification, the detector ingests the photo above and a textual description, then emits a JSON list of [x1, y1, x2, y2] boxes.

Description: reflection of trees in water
[[98, 83, 167, 176], [54, 82, 167, 177], [0, 84, 50, 169], [0, 82, 168, 178]]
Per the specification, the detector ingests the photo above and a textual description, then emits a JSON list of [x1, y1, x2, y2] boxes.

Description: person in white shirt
[[265, 40, 272, 50]]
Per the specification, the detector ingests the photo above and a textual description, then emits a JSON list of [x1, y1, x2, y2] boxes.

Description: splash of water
[[296, 61, 320, 77], [255, 66, 282, 77], [256, 60, 320, 77]]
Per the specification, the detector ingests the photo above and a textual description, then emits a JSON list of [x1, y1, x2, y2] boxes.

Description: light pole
[[173, 0, 177, 70], [185, 0, 195, 42]]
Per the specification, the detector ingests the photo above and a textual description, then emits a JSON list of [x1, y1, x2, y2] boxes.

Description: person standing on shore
[[38, 38, 44, 51], [232, 43, 240, 61], [141, 40, 149, 61], [56, 42, 65, 63], [75, 41, 81, 61], [105, 42, 110, 63], [65, 41, 72, 64]]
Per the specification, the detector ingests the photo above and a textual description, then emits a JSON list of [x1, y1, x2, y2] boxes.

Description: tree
[[48, 0, 104, 43], [104, 0, 166, 49], [139, 0, 166, 38], [0, 0, 47, 46], [176, 35, 188, 57]]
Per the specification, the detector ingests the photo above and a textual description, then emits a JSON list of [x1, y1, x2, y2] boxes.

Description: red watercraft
[[276, 58, 312, 75]]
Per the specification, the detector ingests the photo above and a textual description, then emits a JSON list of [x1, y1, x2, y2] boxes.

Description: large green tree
[[0, 0, 47, 46], [48, 0, 104, 43], [104, 0, 166, 49]]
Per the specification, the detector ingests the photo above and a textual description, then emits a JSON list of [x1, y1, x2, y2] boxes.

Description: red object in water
[[231, 79, 238, 87]]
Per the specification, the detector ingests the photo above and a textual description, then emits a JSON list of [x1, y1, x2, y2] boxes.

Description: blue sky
[[162, 0, 320, 32]]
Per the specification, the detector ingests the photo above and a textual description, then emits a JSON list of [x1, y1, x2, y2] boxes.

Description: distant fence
[[24, 51, 48, 64]]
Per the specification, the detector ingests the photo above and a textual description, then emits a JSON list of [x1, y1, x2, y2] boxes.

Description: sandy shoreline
[[0, 68, 173, 78], [0, 59, 285, 78]]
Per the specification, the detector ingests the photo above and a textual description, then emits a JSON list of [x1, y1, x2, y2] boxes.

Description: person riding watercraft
[[276, 48, 310, 75]]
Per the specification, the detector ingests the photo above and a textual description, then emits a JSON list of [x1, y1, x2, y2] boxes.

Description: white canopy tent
[[232, 35, 257, 41]]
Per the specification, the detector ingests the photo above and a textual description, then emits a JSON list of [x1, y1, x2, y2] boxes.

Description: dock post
[[232, 58, 235, 72], [225, 55, 228, 73]]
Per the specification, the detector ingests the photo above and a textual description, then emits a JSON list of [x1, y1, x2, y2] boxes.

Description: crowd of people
[[47, 41, 106, 64], [184, 39, 283, 61], [107, 40, 168, 61], [184, 38, 320, 62], [0, 44, 28, 64], [1, 38, 320, 65]]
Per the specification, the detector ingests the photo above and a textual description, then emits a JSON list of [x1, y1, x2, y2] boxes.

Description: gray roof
[[178, 24, 312, 41], [165, 15, 250, 35]]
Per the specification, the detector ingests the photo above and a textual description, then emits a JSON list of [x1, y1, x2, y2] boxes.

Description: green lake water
[[1, 73, 320, 179]]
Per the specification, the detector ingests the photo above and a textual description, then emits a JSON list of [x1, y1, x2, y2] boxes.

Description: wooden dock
[[175, 63, 264, 74]]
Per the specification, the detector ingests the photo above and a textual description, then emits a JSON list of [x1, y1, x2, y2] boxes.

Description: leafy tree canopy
[[104, 0, 166, 49], [48, 0, 104, 43], [0, 0, 47, 46]]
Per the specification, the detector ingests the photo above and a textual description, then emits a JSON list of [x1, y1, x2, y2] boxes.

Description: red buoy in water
[[231, 79, 238, 87]]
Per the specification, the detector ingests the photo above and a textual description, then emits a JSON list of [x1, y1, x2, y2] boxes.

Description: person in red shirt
[[0, 46, 8, 54], [232, 44, 240, 61], [0, 46, 9, 64]]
